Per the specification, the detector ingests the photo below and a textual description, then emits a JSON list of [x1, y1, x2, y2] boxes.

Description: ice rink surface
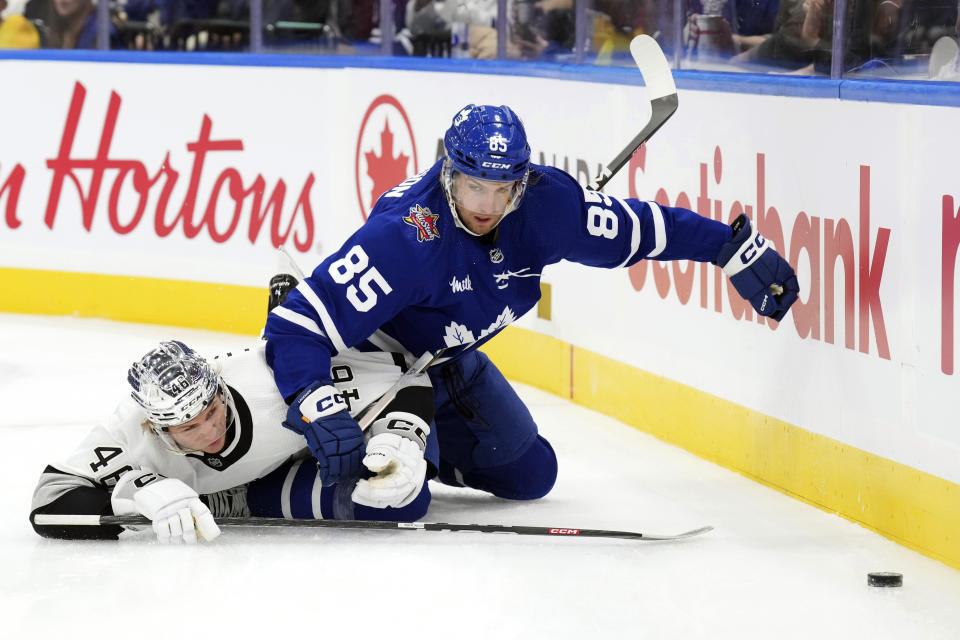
[[2, 313, 959, 639]]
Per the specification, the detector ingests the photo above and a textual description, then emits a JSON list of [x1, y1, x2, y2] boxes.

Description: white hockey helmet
[[128, 340, 219, 429]]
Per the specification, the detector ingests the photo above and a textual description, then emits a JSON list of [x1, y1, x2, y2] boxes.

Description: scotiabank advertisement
[[1, 58, 959, 485]]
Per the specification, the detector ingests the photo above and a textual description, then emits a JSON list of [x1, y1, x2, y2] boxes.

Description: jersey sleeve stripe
[[270, 306, 325, 339], [613, 196, 642, 268], [311, 473, 324, 519], [280, 459, 301, 519], [296, 282, 348, 353], [646, 200, 668, 258]]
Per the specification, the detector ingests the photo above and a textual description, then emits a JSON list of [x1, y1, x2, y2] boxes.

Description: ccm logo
[[739, 234, 766, 265], [549, 528, 580, 535], [481, 162, 511, 169]]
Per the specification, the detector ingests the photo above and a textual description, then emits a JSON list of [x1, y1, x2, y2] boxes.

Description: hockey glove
[[111, 471, 220, 544], [715, 214, 800, 322], [284, 381, 365, 486], [352, 412, 429, 509]]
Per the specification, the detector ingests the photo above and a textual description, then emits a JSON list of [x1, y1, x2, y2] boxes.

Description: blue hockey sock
[[246, 458, 323, 518], [247, 458, 432, 521]]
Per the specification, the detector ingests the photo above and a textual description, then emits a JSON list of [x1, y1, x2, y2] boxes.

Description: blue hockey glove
[[715, 214, 799, 322], [283, 381, 365, 486]]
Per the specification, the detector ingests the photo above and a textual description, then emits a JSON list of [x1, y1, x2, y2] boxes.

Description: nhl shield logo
[[489, 248, 504, 264], [403, 204, 440, 242]]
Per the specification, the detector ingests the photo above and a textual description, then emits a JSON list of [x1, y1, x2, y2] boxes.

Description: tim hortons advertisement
[[0, 62, 335, 285]]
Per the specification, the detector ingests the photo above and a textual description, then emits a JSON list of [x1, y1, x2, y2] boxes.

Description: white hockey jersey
[[30, 342, 428, 537]]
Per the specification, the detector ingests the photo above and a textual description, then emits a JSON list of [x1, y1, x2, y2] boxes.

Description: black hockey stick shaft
[[587, 35, 679, 192], [33, 513, 711, 541], [356, 347, 446, 429]]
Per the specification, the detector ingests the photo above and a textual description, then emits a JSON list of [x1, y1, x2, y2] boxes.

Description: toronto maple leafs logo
[[403, 204, 440, 242], [454, 107, 472, 127], [442, 307, 518, 347]]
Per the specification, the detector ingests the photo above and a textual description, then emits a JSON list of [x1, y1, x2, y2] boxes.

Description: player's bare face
[[168, 396, 228, 454], [452, 175, 516, 235]]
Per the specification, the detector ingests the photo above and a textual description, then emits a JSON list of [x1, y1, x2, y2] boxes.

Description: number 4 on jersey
[[89, 446, 123, 472]]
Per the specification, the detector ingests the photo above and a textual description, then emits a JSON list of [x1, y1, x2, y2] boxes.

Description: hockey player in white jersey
[[30, 331, 433, 543], [264, 103, 800, 508]]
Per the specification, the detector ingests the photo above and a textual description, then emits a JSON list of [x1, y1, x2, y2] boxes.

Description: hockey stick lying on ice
[[33, 513, 712, 541], [586, 35, 679, 192]]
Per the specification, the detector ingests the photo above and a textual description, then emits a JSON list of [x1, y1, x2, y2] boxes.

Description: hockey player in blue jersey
[[264, 103, 799, 510]]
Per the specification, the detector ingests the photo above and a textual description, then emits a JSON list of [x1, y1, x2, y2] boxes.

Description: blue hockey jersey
[[265, 160, 732, 399]]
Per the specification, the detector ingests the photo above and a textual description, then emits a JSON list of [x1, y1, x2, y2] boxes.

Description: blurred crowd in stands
[[0, 0, 957, 79]]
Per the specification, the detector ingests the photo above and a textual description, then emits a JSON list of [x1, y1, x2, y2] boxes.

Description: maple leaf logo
[[479, 306, 517, 339], [443, 322, 476, 347], [440, 306, 517, 350], [364, 120, 410, 210]]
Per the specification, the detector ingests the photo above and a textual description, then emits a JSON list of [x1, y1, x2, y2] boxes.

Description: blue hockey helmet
[[441, 105, 532, 235], [443, 104, 531, 181]]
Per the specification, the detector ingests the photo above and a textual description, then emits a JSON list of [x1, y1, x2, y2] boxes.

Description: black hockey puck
[[867, 572, 903, 587]]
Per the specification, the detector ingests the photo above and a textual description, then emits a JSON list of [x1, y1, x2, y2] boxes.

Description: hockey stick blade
[[276, 245, 307, 281], [34, 514, 712, 542], [587, 35, 679, 192]]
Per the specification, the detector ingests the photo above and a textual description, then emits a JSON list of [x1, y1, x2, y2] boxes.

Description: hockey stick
[[33, 513, 712, 542], [356, 348, 445, 429], [586, 35, 679, 192]]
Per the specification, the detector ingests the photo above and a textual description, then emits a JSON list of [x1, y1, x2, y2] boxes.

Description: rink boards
[[0, 53, 957, 569]]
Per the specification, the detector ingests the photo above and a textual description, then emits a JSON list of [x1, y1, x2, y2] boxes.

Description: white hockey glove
[[352, 412, 429, 510], [111, 471, 220, 544]]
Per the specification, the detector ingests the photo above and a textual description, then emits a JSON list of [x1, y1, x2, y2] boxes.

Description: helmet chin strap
[[152, 381, 234, 456], [441, 159, 529, 237], [445, 195, 487, 237]]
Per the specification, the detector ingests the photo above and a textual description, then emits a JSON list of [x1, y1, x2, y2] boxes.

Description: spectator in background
[[732, 0, 913, 75], [0, 0, 41, 47], [501, 0, 576, 60], [403, 0, 500, 58], [511, 0, 662, 64], [686, 0, 780, 55], [48, 0, 96, 48], [405, 0, 452, 55], [538, 5, 575, 60], [732, 0, 831, 72], [40, 0, 118, 48], [896, 0, 956, 55], [226, 0, 360, 40]]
